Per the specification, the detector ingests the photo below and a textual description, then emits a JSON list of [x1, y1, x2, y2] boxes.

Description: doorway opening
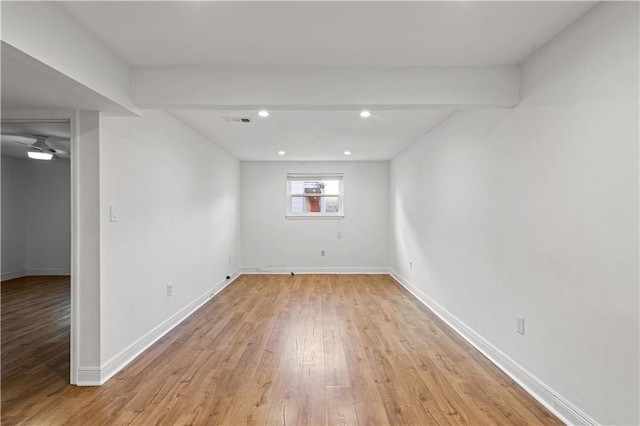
[[1, 120, 73, 406]]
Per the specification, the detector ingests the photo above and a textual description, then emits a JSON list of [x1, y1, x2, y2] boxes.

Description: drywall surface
[[1, 2, 136, 113], [1, 156, 29, 279], [99, 109, 241, 363], [241, 161, 389, 271], [74, 110, 103, 379], [26, 160, 71, 275], [1, 156, 70, 280], [390, 3, 638, 424]]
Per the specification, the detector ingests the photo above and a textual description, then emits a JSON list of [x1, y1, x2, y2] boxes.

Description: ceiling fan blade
[[0, 134, 37, 145], [52, 149, 69, 157]]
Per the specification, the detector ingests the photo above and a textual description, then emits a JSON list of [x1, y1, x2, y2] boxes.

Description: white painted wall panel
[[241, 161, 389, 271], [26, 161, 71, 275], [1, 157, 29, 279], [98, 110, 241, 363], [390, 3, 638, 424]]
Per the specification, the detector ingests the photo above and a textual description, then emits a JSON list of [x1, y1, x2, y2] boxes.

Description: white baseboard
[[1, 269, 71, 281], [27, 268, 71, 276], [388, 269, 597, 426], [241, 266, 389, 274], [76, 367, 102, 386], [1, 270, 28, 281], [75, 270, 241, 386]]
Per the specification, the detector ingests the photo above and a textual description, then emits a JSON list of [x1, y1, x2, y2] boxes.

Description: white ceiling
[[3, 2, 598, 162], [62, 2, 596, 67]]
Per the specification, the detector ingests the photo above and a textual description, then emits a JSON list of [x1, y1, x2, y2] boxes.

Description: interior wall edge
[[389, 269, 599, 426]]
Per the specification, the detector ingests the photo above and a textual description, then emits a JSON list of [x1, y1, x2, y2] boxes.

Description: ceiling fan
[[0, 133, 70, 160]]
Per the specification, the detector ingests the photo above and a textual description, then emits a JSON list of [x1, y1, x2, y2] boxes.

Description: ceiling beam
[[1, 2, 139, 116], [135, 65, 520, 110], [1, 44, 138, 116]]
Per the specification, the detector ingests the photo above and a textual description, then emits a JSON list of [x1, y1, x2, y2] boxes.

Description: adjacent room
[[0, 1, 637, 425], [1, 121, 72, 407]]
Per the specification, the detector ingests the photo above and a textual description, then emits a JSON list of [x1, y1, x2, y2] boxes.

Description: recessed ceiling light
[[344, 151, 352, 156], [359, 110, 371, 118], [278, 151, 286, 156], [258, 110, 270, 117]]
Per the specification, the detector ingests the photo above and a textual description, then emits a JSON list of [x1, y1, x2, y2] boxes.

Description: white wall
[[1, 156, 71, 280], [241, 161, 388, 271], [389, 3, 638, 425], [98, 109, 241, 364], [27, 160, 72, 275], [1, 156, 29, 279]]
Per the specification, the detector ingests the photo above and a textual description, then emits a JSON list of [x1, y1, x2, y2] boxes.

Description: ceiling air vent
[[220, 116, 252, 123]]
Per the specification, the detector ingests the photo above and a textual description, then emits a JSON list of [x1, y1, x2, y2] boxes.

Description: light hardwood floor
[[1, 274, 562, 425]]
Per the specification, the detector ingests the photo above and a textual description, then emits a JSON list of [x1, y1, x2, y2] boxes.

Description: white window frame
[[286, 173, 344, 219]]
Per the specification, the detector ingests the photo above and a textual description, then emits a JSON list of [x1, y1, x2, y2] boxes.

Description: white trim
[[285, 215, 344, 220], [241, 266, 389, 274], [388, 269, 598, 426], [287, 173, 344, 181], [76, 367, 101, 386], [80, 270, 242, 386], [1, 270, 28, 281], [1, 270, 71, 281], [26, 268, 71, 276], [70, 111, 79, 385]]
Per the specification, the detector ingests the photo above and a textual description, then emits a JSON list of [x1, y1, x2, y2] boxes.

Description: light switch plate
[[110, 205, 118, 222], [517, 315, 525, 335]]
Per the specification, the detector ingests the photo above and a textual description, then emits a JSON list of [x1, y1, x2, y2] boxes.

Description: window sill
[[285, 215, 344, 220]]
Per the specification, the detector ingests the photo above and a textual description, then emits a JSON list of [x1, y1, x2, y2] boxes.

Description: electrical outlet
[[228, 256, 232, 264], [321, 250, 325, 256], [516, 315, 525, 335], [167, 283, 172, 297], [337, 232, 342, 240], [409, 261, 413, 270]]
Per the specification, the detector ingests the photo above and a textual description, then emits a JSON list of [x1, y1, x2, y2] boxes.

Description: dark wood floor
[[1, 274, 561, 425], [1, 276, 70, 406]]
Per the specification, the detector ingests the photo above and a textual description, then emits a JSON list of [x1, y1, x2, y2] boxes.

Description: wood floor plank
[[2, 274, 563, 425], [326, 386, 359, 426]]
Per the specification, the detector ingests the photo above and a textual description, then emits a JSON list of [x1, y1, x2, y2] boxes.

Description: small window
[[286, 173, 344, 219]]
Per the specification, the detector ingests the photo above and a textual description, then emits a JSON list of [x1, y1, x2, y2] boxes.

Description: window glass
[[286, 174, 343, 218]]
